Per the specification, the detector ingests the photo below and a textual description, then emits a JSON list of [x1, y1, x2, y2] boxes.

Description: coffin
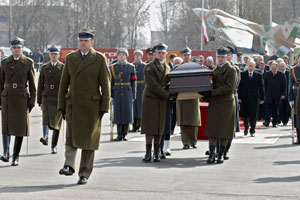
[[167, 62, 213, 94]]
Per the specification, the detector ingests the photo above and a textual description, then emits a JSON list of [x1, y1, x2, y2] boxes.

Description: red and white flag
[[202, 19, 209, 46]]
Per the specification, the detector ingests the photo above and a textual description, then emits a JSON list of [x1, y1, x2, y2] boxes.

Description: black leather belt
[[5, 83, 27, 89], [44, 84, 58, 89]]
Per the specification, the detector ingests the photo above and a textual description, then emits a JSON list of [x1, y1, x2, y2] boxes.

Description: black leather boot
[[136, 118, 141, 132], [1, 134, 10, 162], [122, 124, 129, 141], [130, 119, 137, 132], [207, 145, 216, 164], [142, 144, 152, 162], [217, 146, 226, 164], [224, 140, 232, 160], [51, 130, 60, 154], [153, 144, 160, 162], [12, 136, 23, 166], [114, 125, 123, 141], [160, 141, 166, 159]]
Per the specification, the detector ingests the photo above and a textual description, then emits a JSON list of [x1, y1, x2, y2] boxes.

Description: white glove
[[289, 101, 294, 108]]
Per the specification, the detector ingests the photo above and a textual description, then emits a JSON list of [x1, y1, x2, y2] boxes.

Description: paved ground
[[0, 74, 300, 200]]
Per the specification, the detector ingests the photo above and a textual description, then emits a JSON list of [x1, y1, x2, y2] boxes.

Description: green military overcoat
[[37, 61, 64, 130], [205, 61, 238, 139], [141, 58, 170, 136], [58, 48, 111, 150], [0, 54, 36, 137], [176, 99, 201, 127]]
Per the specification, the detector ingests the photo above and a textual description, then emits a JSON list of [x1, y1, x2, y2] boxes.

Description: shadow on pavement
[[0, 184, 77, 193], [273, 160, 300, 165], [20, 153, 49, 158], [254, 144, 298, 150], [254, 176, 300, 183], [94, 156, 212, 169]]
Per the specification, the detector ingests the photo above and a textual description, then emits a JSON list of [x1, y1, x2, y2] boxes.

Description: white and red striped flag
[[202, 18, 209, 45]]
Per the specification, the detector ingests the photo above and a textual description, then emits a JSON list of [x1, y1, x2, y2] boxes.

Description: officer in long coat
[[131, 49, 145, 132], [0, 37, 36, 166], [37, 45, 64, 154], [223, 46, 241, 160], [290, 53, 300, 144], [141, 43, 171, 163], [202, 47, 238, 164], [176, 47, 201, 149], [58, 28, 111, 185], [110, 48, 136, 141]]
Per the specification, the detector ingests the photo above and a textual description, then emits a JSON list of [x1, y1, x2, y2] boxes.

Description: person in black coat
[[263, 62, 286, 128], [278, 62, 290, 125], [257, 61, 269, 120], [238, 61, 265, 136]]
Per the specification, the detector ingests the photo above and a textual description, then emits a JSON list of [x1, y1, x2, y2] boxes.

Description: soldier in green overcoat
[[141, 43, 172, 162], [57, 28, 111, 185], [37, 45, 64, 154], [176, 47, 201, 149], [0, 37, 36, 166], [202, 47, 238, 164]]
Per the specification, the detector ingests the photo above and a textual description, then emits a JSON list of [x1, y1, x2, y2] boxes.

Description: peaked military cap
[[78, 28, 96, 40], [48, 45, 61, 53], [154, 43, 168, 52], [146, 47, 154, 55], [180, 46, 192, 55], [237, 52, 243, 57], [226, 46, 235, 54], [217, 47, 230, 56], [10, 37, 25, 47]]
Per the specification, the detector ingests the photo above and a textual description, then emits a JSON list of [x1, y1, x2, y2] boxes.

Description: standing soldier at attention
[[141, 43, 174, 163], [37, 45, 64, 154], [145, 47, 154, 63], [130, 49, 146, 132], [110, 48, 136, 141], [0, 37, 36, 166], [58, 28, 111, 185], [289, 53, 300, 144], [201, 47, 238, 164], [177, 46, 201, 150]]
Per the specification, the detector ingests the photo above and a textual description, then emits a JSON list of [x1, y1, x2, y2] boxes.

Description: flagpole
[[200, 0, 204, 50]]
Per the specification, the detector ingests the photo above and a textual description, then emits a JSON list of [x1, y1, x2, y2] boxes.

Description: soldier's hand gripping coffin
[[167, 62, 213, 94]]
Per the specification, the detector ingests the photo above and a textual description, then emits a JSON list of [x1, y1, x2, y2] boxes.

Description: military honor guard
[[223, 46, 241, 160], [58, 28, 111, 184], [145, 47, 154, 63], [289, 53, 300, 144], [176, 47, 201, 149], [110, 48, 136, 141], [202, 47, 238, 164], [131, 49, 146, 132], [141, 43, 172, 162], [37, 45, 64, 154], [0, 37, 36, 166]]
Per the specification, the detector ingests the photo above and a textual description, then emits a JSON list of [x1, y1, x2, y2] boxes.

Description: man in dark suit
[[168, 54, 176, 71], [278, 62, 290, 125], [257, 61, 269, 120], [238, 60, 264, 137], [263, 62, 286, 128]]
